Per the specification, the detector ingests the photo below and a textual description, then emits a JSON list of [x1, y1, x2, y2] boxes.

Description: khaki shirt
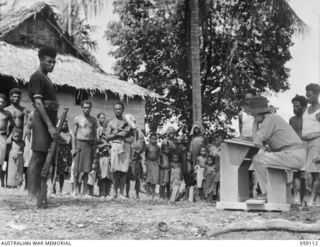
[[254, 113, 303, 151]]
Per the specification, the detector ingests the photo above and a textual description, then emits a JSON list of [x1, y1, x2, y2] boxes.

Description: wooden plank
[[216, 201, 291, 212], [224, 139, 259, 148], [245, 199, 266, 205], [216, 201, 248, 210]]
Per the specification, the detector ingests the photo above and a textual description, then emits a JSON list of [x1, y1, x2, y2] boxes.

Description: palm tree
[[187, 0, 307, 125], [189, 0, 202, 123]]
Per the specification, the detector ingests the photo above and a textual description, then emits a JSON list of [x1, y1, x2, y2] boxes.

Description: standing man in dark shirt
[[289, 95, 308, 205], [27, 47, 60, 205]]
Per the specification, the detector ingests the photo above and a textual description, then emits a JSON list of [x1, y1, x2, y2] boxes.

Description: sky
[[87, 0, 320, 126], [2, 0, 319, 129]]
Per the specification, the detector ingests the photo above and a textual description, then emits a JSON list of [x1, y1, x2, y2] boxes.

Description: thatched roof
[[0, 2, 158, 99], [0, 1, 60, 38], [0, 41, 158, 99]]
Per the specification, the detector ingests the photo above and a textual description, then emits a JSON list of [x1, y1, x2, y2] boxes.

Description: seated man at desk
[[248, 96, 306, 201]]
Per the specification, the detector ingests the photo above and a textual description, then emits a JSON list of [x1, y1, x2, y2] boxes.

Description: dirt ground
[[1, 186, 320, 240]]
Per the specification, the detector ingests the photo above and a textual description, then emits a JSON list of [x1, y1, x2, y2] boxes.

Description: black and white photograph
[[0, 0, 320, 244]]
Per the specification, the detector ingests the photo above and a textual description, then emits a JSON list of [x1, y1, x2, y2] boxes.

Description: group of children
[[144, 124, 221, 202]]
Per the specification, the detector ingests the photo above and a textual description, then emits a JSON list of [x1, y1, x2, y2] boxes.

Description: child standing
[[194, 146, 208, 200], [0, 93, 15, 187], [170, 153, 182, 201], [52, 120, 72, 194], [7, 128, 24, 188], [145, 133, 161, 198], [203, 155, 218, 202], [160, 127, 176, 199]]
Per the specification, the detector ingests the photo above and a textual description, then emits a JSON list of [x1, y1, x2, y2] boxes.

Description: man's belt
[[43, 100, 59, 111], [276, 143, 305, 152]]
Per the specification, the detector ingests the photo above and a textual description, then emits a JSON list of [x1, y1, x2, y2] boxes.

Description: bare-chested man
[[105, 102, 134, 199], [0, 93, 16, 187], [5, 88, 28, 133], [73, 100, 97, 197]]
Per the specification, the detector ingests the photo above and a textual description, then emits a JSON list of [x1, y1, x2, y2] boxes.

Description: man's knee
[[252, 153, 269, 168]]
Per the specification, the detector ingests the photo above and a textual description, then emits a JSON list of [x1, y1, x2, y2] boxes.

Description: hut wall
[[3, 15, 68, 52], [20, 88, 146, 130]]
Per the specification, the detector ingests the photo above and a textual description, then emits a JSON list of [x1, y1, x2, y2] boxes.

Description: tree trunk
[[189, 0, 202, 123]]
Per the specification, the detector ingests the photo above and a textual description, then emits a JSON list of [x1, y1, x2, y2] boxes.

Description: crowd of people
[[0, 88, 222, 203], [1, 46, 320, 210]]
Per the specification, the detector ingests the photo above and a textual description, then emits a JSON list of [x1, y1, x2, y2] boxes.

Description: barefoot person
[[249, 96, 305, 201], [125, 115, 145, 199], [160, 126, 177, 199], [189, 122, 206, 167], [52, 120, 72, 194], [145, 133, 161, 198], [5, 88, 28, 133], [73, 100, 97, 197], [289, 95, 308, 205], [6, 128, 24, 188], [105, 102, 134, 199], [302, 83, 320, 206], [0, 94, 16, 187], [27, 47, 60, 205]]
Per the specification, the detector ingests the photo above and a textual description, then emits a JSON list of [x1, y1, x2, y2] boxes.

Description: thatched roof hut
[[0, 2, 158, 100]]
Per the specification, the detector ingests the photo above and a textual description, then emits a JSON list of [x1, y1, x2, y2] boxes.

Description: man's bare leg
[[113, 171, 120, 198], [82, 173, 89, 195], [27, 151, 46, 205], [135, 179, 140, 199], [309, 173, 320, 206]]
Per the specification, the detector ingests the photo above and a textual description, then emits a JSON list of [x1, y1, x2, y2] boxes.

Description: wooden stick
[[207, 219, 320, 237]]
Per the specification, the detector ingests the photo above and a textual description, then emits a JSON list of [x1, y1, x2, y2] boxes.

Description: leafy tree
[[106, 0, 305, 136]]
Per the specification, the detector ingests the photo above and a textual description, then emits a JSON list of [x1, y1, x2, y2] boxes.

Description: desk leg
[[238, 161, 251, 201]]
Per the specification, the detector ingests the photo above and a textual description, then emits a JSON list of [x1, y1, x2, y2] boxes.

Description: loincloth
[[73, 139, 94, 176]]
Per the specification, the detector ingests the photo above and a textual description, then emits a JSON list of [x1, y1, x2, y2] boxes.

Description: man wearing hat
[[248, 96, 306, 201]]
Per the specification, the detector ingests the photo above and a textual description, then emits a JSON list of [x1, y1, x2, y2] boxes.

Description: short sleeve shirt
[[254, 113, 303, 151], [28, 70, 57, 102]]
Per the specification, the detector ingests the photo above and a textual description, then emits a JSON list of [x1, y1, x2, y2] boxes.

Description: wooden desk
[[216, 139, 291, 211]]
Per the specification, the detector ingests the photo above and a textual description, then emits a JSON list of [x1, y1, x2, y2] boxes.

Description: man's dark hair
[[38, 47, 57, 60], [9, 88, 22, 96], [245, 89, 257, 96], [97, 112, 105, 118], [306, 83, 320, 95], [0, 93, 6, 101], [291, 94, 308, 107], [81, 100, 92, 108], [114, 102, 124, 109]]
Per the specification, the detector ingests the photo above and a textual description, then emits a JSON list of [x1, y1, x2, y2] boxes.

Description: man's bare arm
[[34, 98, 57, 138], [93, 119, 98, 154], [7, 112, 16, 134], [72, 120, 78, 153]]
